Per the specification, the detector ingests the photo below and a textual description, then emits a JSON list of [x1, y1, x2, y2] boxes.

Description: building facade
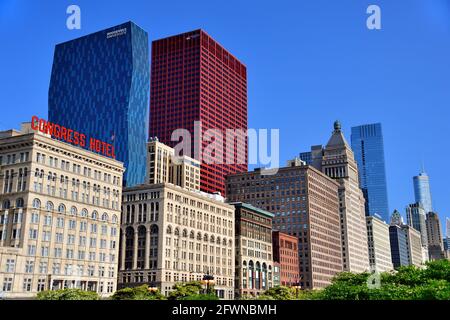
[[233, 202, 273, 298], [406, 202, 429, 261], [389, 224, 409, 269], [366, 216, 393, 272], [316, 121, 369, 273], [227, 161, 343, 290], [404, 225, 423, 267], [150, 29, 248, 195], [147, 138, 200, 192], [272, 231, 300, 287], [413, 171, 433, 214], [118, 183, 235, 299], [350, 123, 390, 223], [0, 125, 124, 298], [48, 21, 149, 187], [426, 212, 444, 260]]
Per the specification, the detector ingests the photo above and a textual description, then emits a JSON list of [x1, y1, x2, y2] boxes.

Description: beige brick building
[[366, 216, 393, 272], [0, 124, 124, 298], [118, 183, 235, 299], [147, 138, 200, 192]]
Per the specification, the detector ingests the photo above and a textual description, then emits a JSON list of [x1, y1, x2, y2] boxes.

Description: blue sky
[[0, 0, 449, 235]]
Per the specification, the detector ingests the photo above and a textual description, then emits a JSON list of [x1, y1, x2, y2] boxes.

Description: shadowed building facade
[[232, 202, 274, 298]]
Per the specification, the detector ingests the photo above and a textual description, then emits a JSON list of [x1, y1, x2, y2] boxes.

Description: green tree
[[320, 260, 450, 300], [111, 285, 166, 300], [179, 294, 219, 300], [37, 289, 99, 300], [168, 281, 205, 300], [258, 286, 296, 300]]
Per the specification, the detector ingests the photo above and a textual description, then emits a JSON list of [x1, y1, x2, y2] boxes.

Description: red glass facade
[[150, 30, 248, 195]]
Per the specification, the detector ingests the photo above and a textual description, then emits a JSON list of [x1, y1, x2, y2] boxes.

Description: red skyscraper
[[150, 30, 248, 195]]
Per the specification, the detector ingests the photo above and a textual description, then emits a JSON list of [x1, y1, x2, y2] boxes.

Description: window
[[32, 198, 41, 209], [5, 259, 15, 273], [58, 204, 66, 214], [3, 278, 13, 292], [37, 279, 46, 292], [46, 201, 54, 211], [56, 217, 64, 228], [25, 261, 34, 273]]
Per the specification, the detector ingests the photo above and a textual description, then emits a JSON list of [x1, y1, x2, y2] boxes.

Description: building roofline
[[229, 202, 274, 218]]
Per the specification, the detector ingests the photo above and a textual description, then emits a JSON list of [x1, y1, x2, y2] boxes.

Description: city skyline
[[0, 0, 449, 234]]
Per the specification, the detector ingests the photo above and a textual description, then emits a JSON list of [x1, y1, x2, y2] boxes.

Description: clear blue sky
[[1, 0, 449, 235]]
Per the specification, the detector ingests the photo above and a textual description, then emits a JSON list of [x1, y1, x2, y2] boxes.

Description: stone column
[[120, 229, 126, 270], [145, 228, 151, 269], [133, 229, 138, 269]]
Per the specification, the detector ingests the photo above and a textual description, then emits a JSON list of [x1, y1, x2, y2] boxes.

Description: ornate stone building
[[118, 183, 235, 299], [0, 124, 124, 298]]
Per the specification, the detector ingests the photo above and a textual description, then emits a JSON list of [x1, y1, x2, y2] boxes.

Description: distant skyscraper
[[406, 202, 428, 247], [150, 30, 248, 195], [48, 22, 150, 186], [426, 212, 444, 260], [351, 123, 390, 223], [413, 170, 433, 214]]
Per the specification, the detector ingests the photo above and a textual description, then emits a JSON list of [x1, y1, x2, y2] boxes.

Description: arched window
[[182, 229, 187, 238], [150, 224, 159, 234], [92, 211, 98, 220], [112, 214, 118, 224], [15, 198, 24, 208], [242, 261, 248, 289], [32, 198, 41, 209], [203, 234, 208, 242], [81, 209, 88, 217], [210, 235, 215, 243], [166, 225, 172, 234], [58, 204, 66, 213], [255, 262, 261, 290], [216, 237, 221, 245], [46, 201, 54, 211], [248, 261, 254, 290], [197, 232, 202, 241], [190, 231, 195, 239], [3, 199, 11, 210], [70, 206, 77, 216], [101, 213, 108, 222], [174, 228, 180, 236]]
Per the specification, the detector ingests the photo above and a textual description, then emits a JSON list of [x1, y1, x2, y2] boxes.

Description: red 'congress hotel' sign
[[31, 116, 116, 159]]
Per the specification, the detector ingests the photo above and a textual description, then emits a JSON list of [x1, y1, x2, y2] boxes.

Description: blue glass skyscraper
[[413, 171, 433, 214], [48, 21, 149, 186], [351, 123, 390, 222]]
